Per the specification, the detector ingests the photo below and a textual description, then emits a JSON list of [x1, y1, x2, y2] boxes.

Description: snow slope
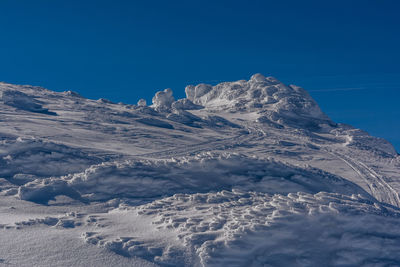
[[0, 75, 399, 266]]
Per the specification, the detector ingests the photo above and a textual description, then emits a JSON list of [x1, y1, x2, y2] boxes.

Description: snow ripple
[[85, 190, 400, 266]]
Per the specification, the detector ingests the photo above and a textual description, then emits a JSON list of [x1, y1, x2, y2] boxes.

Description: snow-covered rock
[[184, 74, 322, 116], [152, 88, 175, 111], [137, 98, 147, 107], [183, 74, 334, 131]]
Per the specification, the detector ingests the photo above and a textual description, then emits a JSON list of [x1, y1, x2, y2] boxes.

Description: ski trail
[[356, 159, 400, 207], [327, 150, 400, 207]]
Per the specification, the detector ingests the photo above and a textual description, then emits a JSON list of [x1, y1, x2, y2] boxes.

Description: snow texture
[[152, 88, 175, 111], [0, 75, 399, 266]]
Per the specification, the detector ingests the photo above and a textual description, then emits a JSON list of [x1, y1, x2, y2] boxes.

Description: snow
[[0, 75, 400, 266], [1, 90, 56, 115], [184, 73, 333, 132], [15, 152, 375, 204], [171, 98, 203, 110], [152, 88, 175, 111], [138, 99, 147, 107]]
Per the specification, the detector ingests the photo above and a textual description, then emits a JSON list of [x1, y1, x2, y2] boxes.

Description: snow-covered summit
[[155, 73, 333, 131], [148, 74, 334, 132], [184, 73, 326, 118], [1, 76, 400, 266]]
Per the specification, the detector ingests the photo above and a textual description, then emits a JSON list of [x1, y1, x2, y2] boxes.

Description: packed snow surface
[[0, 75, 400, 266]]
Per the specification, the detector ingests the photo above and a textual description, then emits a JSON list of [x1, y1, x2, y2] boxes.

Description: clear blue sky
[[0, 0, 399, 151]]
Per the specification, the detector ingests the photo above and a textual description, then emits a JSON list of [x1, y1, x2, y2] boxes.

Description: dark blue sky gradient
[[0, 0, 399, 151]]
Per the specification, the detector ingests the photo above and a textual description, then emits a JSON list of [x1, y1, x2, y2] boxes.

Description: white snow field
[[1, 74, 400, 266]]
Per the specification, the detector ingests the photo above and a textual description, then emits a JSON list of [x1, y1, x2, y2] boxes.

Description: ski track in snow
[[1, 75, 400, 266], [327, 150, 400, 207]]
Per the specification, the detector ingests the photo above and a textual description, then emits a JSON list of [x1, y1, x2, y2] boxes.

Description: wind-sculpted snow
[[17, 153, 374, 204], [1, 75, 400, 266], [1, 90, 56, 115], [152, 88, 175, 111], [80, 191, 400, 266], [184, 74, 334, 130], [0, 138, 103, 183], [171, 98, 203, 111], [339, 127, 398, 157], [148, 73, 334, 131]]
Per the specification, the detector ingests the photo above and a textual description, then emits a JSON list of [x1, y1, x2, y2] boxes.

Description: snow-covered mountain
[[0, 74, 399, 266]]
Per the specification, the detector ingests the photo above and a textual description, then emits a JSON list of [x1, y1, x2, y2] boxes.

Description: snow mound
[[1, 90, 56, 115], [185, 74, 321, 115], [17, 153, 374, 203], [0, 138, 103, 181]]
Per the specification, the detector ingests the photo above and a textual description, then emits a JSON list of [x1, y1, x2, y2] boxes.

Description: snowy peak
[[147, 74, 334, 132], [184, 74, 326, 117], [1, 76, 400, 266], [182, 74, 333, 130]]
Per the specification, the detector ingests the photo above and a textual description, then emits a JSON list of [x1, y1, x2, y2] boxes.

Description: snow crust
[[0, 76, 399, 266]]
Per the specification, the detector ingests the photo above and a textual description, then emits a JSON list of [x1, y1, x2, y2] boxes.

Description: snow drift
[[17, 153, 374, 204]]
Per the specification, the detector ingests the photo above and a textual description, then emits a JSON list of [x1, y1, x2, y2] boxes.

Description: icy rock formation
[[137, 98, 147, 107], [152, 88, 175, 111], [184, 73, 333, 129]]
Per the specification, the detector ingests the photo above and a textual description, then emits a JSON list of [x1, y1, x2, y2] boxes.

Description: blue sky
[[0, 0, 399, 151]]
